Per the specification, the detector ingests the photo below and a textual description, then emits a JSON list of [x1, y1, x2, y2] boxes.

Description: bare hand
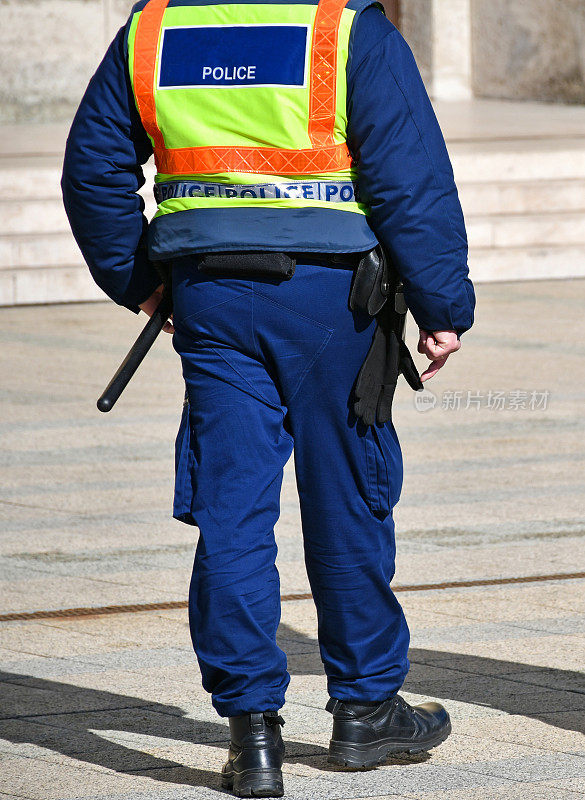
[[417, 329, 460, 382], [139, 284, 174, 333]]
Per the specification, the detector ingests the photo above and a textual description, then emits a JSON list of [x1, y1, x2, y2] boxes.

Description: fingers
[[418, 329, 461, 382], [417, 329, 431, 356], [162, 312, 174, 334], [420, 356, 448, 382], [138, 284, 165, 318], [139, 288, 174, 334], [418, 329, 460, 360], [418, 330, 444, 360]]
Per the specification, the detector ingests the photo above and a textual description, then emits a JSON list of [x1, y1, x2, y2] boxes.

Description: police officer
[[62, 0, 475, 795]]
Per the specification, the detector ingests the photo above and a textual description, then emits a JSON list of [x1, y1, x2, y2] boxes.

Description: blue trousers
[[171, 258, 410, 717]]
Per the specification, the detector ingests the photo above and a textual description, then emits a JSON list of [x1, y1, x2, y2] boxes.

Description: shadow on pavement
[[0, 669, 330, 792], [280, 623, 585, 736], [0, 622, 583, 789]]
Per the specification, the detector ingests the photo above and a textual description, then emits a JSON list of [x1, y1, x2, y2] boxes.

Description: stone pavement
[[0, 278, 584, 799]]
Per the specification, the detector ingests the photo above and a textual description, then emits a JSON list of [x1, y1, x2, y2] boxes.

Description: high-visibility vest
[[127, 0, 379, 254]]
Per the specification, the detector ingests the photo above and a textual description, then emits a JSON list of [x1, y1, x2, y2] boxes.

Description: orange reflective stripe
[[133, 0, 170, 151], [309, 0, 348, 147], [133, 0, 353, 175], [155, 143, 351, 176]]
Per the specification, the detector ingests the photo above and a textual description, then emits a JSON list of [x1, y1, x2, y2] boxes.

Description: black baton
[[97, 291, 173, 412]]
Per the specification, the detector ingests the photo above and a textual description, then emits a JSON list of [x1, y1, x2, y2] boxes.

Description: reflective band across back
[[155, 179, 360, 203], [155, 143, 352, 176]]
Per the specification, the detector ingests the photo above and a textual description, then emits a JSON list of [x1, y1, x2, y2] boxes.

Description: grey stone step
[[466, 210, 585, 249], [0, 265, 106, 306], [0, 195, 156, 234], [451, 138, 585, 182], [469, 244, 585, 282], [458, 179, 585, 215], [0, 161, 63, 202], [0, 158, 154, 201], [1, 198, 69, 234], [0, 232, 81, 268]]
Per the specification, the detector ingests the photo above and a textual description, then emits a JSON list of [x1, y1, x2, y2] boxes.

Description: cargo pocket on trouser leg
[[363, 423, 403, 519], [364, 426, 390, 518], [174, 390, 197, 526]]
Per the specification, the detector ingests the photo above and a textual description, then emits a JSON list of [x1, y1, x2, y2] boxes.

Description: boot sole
[[221, 768, 284, 797], [327, 721, 452, 770]]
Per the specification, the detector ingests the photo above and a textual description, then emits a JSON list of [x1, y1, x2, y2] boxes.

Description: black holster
[[349, 246, 392, 316], [350, 246, 423, 426]]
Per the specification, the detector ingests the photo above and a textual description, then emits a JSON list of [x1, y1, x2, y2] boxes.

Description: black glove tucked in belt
[[350, 247, 423, 427]]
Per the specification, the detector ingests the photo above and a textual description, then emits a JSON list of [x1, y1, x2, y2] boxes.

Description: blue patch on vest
[[158, 25, 308, 88]]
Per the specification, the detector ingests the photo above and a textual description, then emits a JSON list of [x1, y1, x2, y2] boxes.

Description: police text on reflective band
[[154, 181, 360, 203]]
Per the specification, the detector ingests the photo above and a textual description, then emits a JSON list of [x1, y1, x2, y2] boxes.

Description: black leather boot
[[221, 711, 285, 797], [326, 695, 451, 769]]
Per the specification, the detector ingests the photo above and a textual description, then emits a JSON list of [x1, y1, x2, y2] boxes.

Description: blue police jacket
[[61, 3, 475, 335]]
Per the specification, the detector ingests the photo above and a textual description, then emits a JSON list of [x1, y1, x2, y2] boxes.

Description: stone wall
[[472, 0, 585, 104], [399, 0, 433, 88], [0, 0, 135, 123]]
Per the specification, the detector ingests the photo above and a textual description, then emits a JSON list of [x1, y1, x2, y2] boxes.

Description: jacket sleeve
[[347, 8, 475, 335], [61, 23, 160, 313]]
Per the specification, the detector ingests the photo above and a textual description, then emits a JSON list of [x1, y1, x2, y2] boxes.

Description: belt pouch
[[349, 246, 391, 316], [197, 252, 295, 279]]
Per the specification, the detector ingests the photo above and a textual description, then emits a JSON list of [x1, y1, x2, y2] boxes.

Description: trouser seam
[[287, 328, 333, 404], [207, 344, 284, 413]]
